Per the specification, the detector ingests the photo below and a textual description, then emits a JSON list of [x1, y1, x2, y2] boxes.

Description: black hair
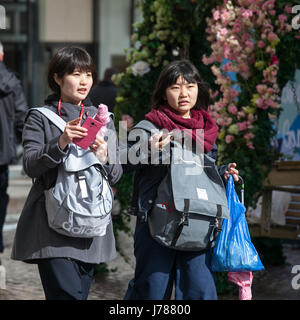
[[47, 46, 98, 95], [103, 67, 119, 82], [151, 59, 210, 110]]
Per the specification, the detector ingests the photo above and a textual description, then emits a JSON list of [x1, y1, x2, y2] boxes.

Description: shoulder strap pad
[[133, 120, 158, 133], [33, 107, 66, 132]]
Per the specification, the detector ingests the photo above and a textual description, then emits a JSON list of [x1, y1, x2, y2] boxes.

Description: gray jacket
[[11, 95, 123, 264], [0, 61, 27, 165]]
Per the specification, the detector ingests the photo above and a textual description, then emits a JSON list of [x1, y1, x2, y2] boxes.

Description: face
[[54, 69, 93, 105], [165, 76, 198, 118]]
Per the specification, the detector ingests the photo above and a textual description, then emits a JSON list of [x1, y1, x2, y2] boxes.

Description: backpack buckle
[[183, 213, 189, 226]]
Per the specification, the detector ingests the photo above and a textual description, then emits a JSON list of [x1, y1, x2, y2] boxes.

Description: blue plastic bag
[[211, 175, 264, 272]]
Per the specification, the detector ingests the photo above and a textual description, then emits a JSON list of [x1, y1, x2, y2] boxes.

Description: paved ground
[[0, 165, 300, 300], [0, 165, 135, 300], [0, 223, 135, 300]]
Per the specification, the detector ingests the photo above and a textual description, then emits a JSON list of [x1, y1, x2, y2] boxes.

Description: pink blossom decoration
[[284, 5, 292, 14], [213, 10, 220, 20], [267, 32, 277, 42], [271, 55, 279, 65], [203, 0, 289, 152], [228, 105, 238, 115], [242, 9, 253, 19], [225, 135, 235, 144], [278, 15, 287, 22], [237, 121, 249, 131]]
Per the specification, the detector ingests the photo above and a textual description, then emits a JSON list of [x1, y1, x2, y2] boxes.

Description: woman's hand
[[58, 117, 87, 150], [149, 131, 173, 151], [90, 135, 108, 163], [224, 162, 240, 182]]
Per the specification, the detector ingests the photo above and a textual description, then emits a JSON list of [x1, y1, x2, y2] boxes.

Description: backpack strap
[[133, 120, 159, 133], [171, 199, 190, 247], [33, 107, 66, 132], [207, 204, 223, 249]]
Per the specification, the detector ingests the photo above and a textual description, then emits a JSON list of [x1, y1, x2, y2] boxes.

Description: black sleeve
[[12, 81, 28, 143], [207, 143, 228, 185], [120, 127, 171, 174]]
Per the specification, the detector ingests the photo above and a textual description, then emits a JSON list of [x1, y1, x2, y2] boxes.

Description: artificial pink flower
[[245, 40, 254, 49], [209, 89, 219, 100], [220, 28, 228, 36], [237, 121, 249, 131], [284, 5, 292, 14], [265, 98, 277, 108], [267, 32, 277, 42], [247, 141, 255, 149], [233, 21, 241, 33], [228, 105, 238, 115], [216, 118, 226, 126], [225, 135, 235, 144], [223, 61, 234, 73], [256, 98, 265, 109], [271, 55, 279, 65], [240, 64, 250, 75], [263, 23, 274, 33], [244, 132, 254, 140], [221, 9, 229, 24], [202, 54, 215, 65], [256, 84, 267, 94], [224, 46, 231, 59], [213, 10, 220, 20], [257, 40, 265, 48], [242, 33, 251, 42], [242, 9, 253, 19], [248, 113, 254, 122], [262, 0, 275, 11]]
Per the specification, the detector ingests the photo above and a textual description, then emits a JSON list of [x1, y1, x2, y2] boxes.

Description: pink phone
[[73, 117, 103, 150]]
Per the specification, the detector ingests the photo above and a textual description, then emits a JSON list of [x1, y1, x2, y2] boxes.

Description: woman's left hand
[[90, 135, 108, 163], [224, 162, 239, 182]]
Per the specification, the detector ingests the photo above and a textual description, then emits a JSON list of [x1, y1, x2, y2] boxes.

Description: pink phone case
[[73, 117, 103, 150]]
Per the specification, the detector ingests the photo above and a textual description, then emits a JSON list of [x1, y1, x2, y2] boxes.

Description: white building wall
[[98, 0, 131, 77], [37, 0, 142, 86], [39, 0, 93, 43]]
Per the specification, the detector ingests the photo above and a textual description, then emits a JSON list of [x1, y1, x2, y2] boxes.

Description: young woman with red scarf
[[123, 60, 239, 300]]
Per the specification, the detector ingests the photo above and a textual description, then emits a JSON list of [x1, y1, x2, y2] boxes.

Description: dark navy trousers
[[37, 258, 95, 300], [124, 218, 217, 300]]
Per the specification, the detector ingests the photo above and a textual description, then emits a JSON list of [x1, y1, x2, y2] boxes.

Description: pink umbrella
[[227, 271, 253, 300]]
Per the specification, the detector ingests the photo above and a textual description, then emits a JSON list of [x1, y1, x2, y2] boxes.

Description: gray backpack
[[35, 107, 114, 238], [135, 120, 229, 251]]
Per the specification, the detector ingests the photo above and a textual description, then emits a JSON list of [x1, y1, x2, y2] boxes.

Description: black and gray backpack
[[134, 120, 229, 251], [34, 107, 114, 238]]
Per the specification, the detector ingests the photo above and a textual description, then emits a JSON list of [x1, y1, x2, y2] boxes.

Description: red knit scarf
[[145, 105, 219, 153]]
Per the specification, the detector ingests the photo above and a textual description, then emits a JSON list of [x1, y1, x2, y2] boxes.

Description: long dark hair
[[47, 46, 98, 95], [151, 60, 210, 110]]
